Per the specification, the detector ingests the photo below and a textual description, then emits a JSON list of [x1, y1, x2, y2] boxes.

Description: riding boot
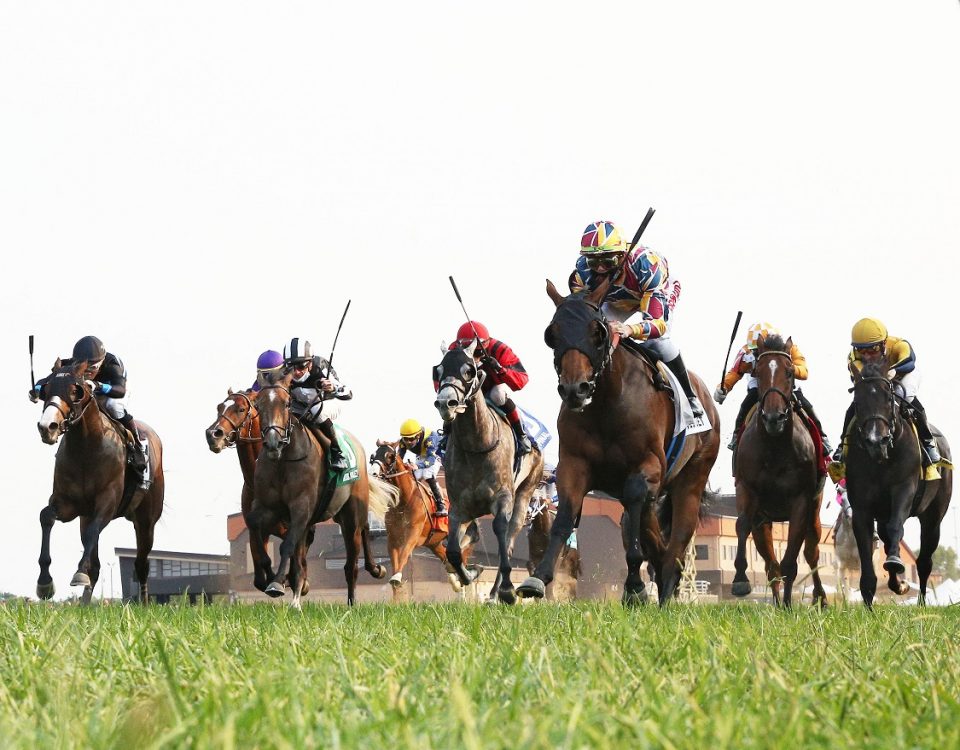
[[908, 398, 941, 464], [833, 403, 855, 462], [795, 388, 833, 456], [318, 417, 349, 470], [503, 400, 533, 454], [120, 413, 149, 487], [728, 388, 758, 451], [427, 477, 448, 517], [664, 354, 704, 417]]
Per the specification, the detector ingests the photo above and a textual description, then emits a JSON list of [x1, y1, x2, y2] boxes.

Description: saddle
[[101, 414, 147, 519], [618, 337, 669, 390]]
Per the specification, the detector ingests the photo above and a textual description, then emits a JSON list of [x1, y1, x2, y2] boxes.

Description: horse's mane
[[860, 361, 888, 379], [760, 333, 787, 353]]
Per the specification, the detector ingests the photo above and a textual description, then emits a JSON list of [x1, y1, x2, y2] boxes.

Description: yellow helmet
[[746, 322, 780, 350], [851, 318, 888, 348], [399, 419, 423, 439]]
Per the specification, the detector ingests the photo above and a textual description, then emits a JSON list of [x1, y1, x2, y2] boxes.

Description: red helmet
[[456, 321, 489, 346]]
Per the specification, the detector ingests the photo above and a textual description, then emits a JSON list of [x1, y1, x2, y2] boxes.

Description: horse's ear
[[465, 338, 478, 357], [756, 335, 766, 353], [585, 275, 612, 306], [785, 336, 793, 350], [53, 357, 62, 370], [545, 279, 565, 307], [227, 387, 235, 396]]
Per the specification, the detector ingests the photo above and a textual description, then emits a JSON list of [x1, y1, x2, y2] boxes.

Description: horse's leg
[[621, 473, 652, 607], [493, 492, 517, 604], [133, 511, 156, 603], [882, 481, 915, 596], [343, 522, 362, 607], [72, 508, 111, 589], [803, 508, 828, 607], [915, 506, 942, 606], [80, 524, 101, 606], [753, 522, 781, 605], [37, 503, 59, 600], [288, 537, 306, 611], [731, 498, 754, 597], [360, 515, 387, 580], [779, 501, 808, 608], [445, 507, 478, 587], [426, 535, 462, 593], [301, 525, 315, 595], [852, 509, 878, 609], [659, 470, 703, 605], [244, 485, 272, 593], [265, 503, 309, 599], [520, 456, 589, 598]]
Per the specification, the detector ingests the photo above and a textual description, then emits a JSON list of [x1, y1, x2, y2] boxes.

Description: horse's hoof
[[897, 581, 910, 596], [265, 582, 285, 598], [883, 555, 905, 575], [36, 581, 55, 600], [389, 574, 403, 588], [498, 587, 517, 605], [301, 579, 311, 596], [622, 587, 648, 608], [70, 572, 91, 588], [372, 564, 386, 580], [731, 581, 752, 598], [448, 573, 463, 593], [517, 576, 545, 599]]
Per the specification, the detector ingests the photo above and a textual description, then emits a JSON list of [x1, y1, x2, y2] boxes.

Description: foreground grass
[[1, 602, 958, 749]]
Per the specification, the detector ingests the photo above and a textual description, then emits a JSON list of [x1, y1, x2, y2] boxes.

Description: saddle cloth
[[656, 362, 712, 437]]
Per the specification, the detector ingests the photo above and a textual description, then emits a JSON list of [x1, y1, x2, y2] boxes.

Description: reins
[[754, 350, 794, 418]]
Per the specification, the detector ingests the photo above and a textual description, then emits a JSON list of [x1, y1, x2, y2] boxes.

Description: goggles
[[582, 252, 624, 272]]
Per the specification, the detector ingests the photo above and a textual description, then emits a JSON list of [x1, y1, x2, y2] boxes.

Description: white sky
[[1, 2, 958, 597]]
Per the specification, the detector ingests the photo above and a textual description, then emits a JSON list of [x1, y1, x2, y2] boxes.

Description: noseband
[[43, 375, 93, 435], [437, 360, 484, 414], [215, 392, 260, 446], [755, 350, 794, 416], [257, 384, 294, 451], [854, 375, 900, 440]]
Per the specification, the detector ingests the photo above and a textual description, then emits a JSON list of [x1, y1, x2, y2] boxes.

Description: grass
[[1, 602, 959, 749]]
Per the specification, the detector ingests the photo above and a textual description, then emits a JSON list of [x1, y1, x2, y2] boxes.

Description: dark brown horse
[[36, 361, 164, 602], [249, 382, 396, 606], [518, 281, 720, 606], [526, 490, 580, 602], [370, 440, 480, 601], [204, 389, 314, 594], [730, 334, 827, 606], [846, 362, 952, 607], [434, 342, 544, 604]]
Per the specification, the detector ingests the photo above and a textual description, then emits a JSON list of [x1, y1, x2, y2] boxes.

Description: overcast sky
[[1, 2, 958, 598]]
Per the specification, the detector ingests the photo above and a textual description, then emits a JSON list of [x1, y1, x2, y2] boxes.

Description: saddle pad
[[656, 363, 712, 437], [329, 425, 360, 486]]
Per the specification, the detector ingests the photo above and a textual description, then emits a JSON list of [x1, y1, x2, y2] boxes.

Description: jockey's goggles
[[290, 360, 311, 370], [401, 435, 419, 445], [582, 251, 624, 272], [853, 343, 884, 355]]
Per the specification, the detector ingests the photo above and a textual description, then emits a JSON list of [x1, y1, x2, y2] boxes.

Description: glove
[[28, 387, 40, 403], [85, 380, 100, 394], [887, 369, 897, 380], [481, 355, 503, 373], [713, 387, 727, 404]]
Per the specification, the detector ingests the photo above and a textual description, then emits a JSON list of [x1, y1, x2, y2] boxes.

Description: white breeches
[[487, 383, 513, 407], [101, 397, 128, 420], [292, 387, 341, 423], [602, 302, 680, 361], [414, 463, 440, 481], [894, 369, 920, 402]]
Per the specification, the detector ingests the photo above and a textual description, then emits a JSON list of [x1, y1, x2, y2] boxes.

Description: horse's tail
[[368, 476, 400, 518]]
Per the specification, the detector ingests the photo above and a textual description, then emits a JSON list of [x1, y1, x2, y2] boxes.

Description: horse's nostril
[[577, 382, 591, 396], [447, 400, 457, 409], [213, 429, 224, 439]]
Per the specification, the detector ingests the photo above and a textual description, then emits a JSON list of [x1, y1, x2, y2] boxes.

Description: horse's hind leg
[[37, 504, 59, 600], [852, 510, 878, 608], [134, 515, 156, 603], [621, 474, 654, 607], [802, 511, 827, 607], [342, 521, 362, 606], [916, 508, 943, 606], [754, 523, 781, 605], [360, 518, 386, 581], [779, 505, 807, 608], [80, 528, 101, 606], [731, 506, 754, 597]]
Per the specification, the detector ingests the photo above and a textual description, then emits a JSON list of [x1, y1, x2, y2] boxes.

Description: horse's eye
[[434, 365, 443, 381], [461, 363, 476, 381], [73, 385, 84, 401]]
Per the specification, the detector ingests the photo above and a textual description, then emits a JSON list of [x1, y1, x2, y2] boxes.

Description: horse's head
[[369, 439, 402, 475], [37, 360, 95, 445], [206, 389, 258, 453], [754, 334, 795, 436], [852, 361, 899, 462], [255, 381, 294, 460], [543, 279, 611, 411], [433, 341, 485, 422]]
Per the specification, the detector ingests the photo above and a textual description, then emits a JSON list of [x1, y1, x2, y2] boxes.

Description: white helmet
[[283, 337, 313, 365]]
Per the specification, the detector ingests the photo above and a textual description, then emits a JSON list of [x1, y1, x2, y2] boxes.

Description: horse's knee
[[39, 506, 57, 527], [623, 474, 649, 504]]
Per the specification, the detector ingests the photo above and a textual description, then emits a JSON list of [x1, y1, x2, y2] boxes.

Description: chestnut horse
[[846, 362, 952, 607], [518, 281, 719, 606], [730, 334, 827, 606], [370, 440, 479, 601], [36, 362, 164, 602], [434, 341, 544, 604], [204, 389, 314, 594], [250, 382, 396, 606]]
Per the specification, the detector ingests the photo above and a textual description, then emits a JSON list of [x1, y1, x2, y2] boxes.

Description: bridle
[[214, 391, 261, 447], [548, 297, 613, 402], [854, 375, 901, 447], [755, 350, 795, 418], [370, 446, 410, 479], [435, 353, 501, 454], [257, 384, 294, 453], [43, 373, 94, 435]]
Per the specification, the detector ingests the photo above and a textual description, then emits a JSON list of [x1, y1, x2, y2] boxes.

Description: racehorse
[[36, 361, 164, 603], [204, 389, 314, 594], [730, 334, 827, 607], [526, 493, 580, 602], [518, 280, 719, 606], [433, 342, 544, 604], [249, 381, 396, 606], [846, 361, 952, 606], [369, 440, 479, 601]]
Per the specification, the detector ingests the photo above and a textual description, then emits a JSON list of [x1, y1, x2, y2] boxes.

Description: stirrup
[[923, 441, 941, 465], [726, 435, 737, 451], [688, 396, 704, 418], [328, 450, 348, 470], [433, 507, 448, 517]]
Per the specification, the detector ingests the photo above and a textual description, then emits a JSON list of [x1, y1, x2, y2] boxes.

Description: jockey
[[714, 322, 831, 456], [436, 321, 533, 454], [30, 335, 150, 488], [835, 318, 940, 465], [569, 220, 705, 417], [283, 337, 353, 471], [398, 418, 447, 517], [252, 350, 284, 392]]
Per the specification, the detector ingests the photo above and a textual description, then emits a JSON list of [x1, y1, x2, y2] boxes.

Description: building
[[115, 547, 231, 604]]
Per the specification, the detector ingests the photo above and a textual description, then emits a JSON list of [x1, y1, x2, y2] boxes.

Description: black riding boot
[[504, 399, 533, 454], [427, 477, 447, 516], [907, 398, 941, 464], [119, 412, 150, 489], [665, 353, 704, 417], [795, 388, 832, 456], [728, 388, 759, 451], [318, 417, 348, 470], [834, 403, 856, 462]]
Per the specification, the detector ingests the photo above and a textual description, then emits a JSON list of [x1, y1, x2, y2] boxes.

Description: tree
[[932, 546, 960, 580]]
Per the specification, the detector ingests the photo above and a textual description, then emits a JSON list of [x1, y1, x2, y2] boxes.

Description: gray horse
[[434, 341, 543, 604]]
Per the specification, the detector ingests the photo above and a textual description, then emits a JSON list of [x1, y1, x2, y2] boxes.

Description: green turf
[[1, 601, 958, 749]]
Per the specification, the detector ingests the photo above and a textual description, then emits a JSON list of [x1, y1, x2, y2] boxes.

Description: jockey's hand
[[28, 388, 39, 403], [84, 379, 100, 394], [481, 355, 503, 373], [404, 462, 417, 472], [319, 379, 336, 393], [713, 387, 727, 404], [609, 321, 634, 339], [887, 369, 898, 380]]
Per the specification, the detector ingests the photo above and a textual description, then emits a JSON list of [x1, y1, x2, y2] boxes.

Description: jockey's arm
[[888, 339, 915, 375], [789, 343, 809, 381], [720, 348, 750, 392], [95, 355, 127, 398]]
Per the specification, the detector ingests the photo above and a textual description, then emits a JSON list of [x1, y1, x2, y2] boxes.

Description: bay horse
[[730, 334, 827, 607], [250, 381, 396, 606], [433, 341, 544, 604], [526, 494, 580, 602], [370, 440, 480, 601], [204, 389, 314, 594], [36, 361, 164, 602], [518, 280, 719, 606], [846, 361, 952, 607]]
